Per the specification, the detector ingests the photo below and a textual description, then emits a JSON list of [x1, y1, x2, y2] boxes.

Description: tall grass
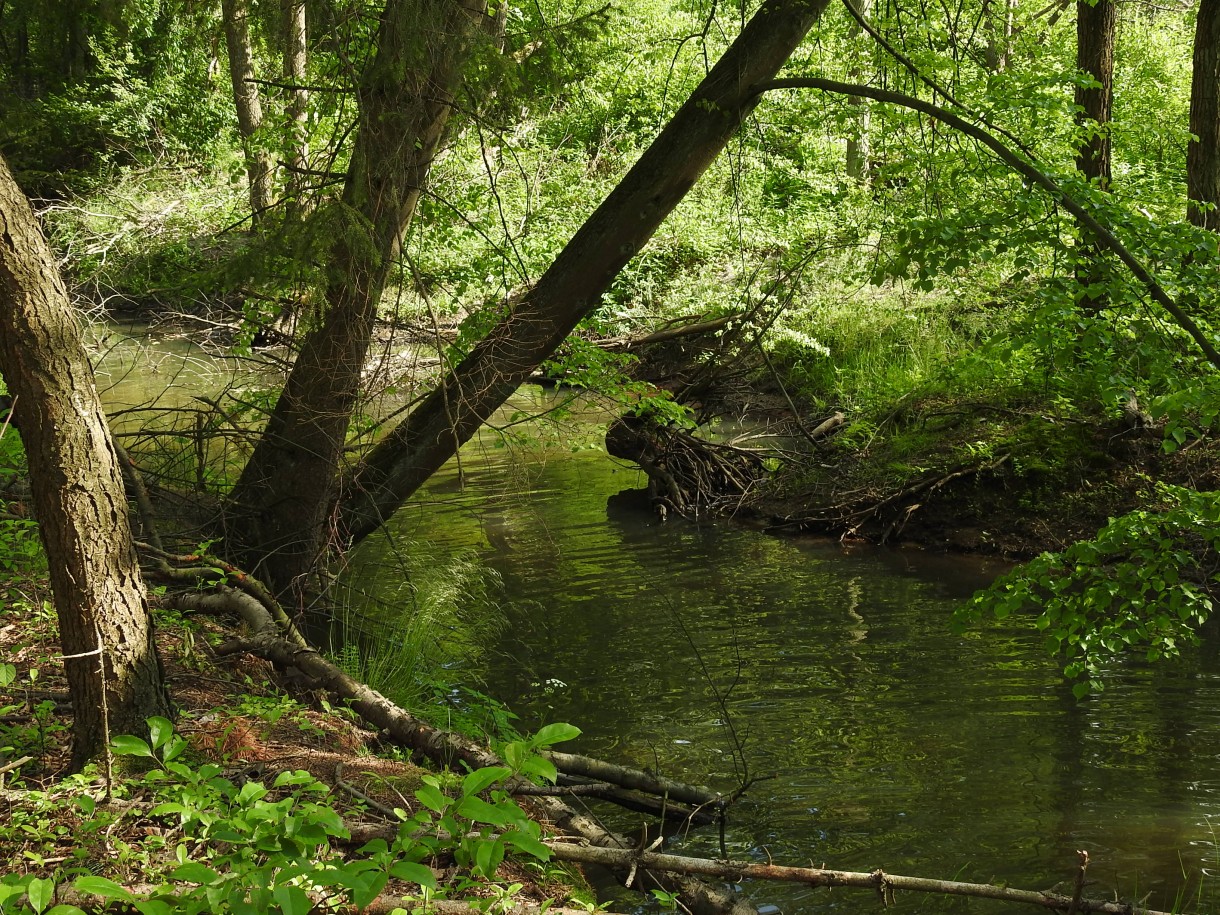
[[330, 547, 504, 718]]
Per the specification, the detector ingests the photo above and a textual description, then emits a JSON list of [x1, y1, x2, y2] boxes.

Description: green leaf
[[73, 876, 135, 902], [455, 795, 514, 827], [388, 861, 436, 889], [415, 784, 448, 813], [502, 831, 553, 862], [27, 877, 54, 914], [531, 723, 580, 747], [462, 767, 511, 798], [347, 872, 388, 910], [46, 906, 88, 915], [148, 716, 174, 751], [169, 863, 220, 885], [272, 885, 311, 915], [475, 837, 505, 877], [133, 900, 174, 915], [519, 756, 558, 784], [109, 735, 153, 758]]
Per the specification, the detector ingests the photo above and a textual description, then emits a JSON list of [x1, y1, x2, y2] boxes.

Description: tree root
[[606, 417, 770, 521]]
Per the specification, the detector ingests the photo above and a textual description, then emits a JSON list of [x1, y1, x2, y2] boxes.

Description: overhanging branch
[[752, 77, 1220, 372]]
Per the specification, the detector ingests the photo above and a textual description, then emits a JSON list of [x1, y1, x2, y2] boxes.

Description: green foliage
[[0, 718, 579, 914], [333, 549, 503, 717], [960, 484, 1220, 696]]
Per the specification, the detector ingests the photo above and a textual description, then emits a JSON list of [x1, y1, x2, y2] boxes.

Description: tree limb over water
[[751, 78, 1220, 372]]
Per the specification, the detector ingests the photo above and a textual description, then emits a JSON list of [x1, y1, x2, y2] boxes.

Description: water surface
[[359, 400, 1220, 914]]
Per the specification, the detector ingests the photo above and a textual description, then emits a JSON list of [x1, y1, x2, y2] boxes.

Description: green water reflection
[[353, 400, 1220, 914]]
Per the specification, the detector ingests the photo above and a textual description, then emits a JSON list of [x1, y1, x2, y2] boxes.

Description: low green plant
[[959, 483, 1220, 696], [0, 718, 581, 915]]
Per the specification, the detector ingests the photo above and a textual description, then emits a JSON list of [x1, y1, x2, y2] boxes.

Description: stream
[[352, 392, 1220, 915], [97, 330, 1220, 914]]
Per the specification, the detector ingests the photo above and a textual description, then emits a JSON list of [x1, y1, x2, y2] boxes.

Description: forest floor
[[0, 593, 591, 911]]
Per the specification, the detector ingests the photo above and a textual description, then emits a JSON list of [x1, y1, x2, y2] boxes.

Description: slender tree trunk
[[1189, 0, 1220, 230], [0, 155, 170, 769], [983, 0, 1017, 71], [282, 0, 309, 198], [224, 0, 489, 597], [1074, 0, 1116, 310], [336, 0, 832, 545], [222, 0, 274, 223], [845, 0, 872, 182]]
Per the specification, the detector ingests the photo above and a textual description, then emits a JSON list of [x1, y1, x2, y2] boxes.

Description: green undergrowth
[[0, 716, 587, 915]]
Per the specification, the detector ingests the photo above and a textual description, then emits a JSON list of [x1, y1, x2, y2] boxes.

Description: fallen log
[[545, 751, 725, 811], [543, 842, 1187, 915]]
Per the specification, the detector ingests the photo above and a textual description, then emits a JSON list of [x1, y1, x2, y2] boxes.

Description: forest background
[[0, 0, 1219, 911]]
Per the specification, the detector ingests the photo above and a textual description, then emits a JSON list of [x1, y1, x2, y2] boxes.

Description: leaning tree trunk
[[336, 0, 832, 545], [222, 0, 274, 223], [224, 0, 488, 598], [1074, 0, 1116, 311], [1189, 0, 1220, 230], [0, 155, 171, 769]]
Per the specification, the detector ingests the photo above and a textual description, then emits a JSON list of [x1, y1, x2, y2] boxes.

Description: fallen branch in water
[[544, 842, 1187, 915], [545, 750, 725, 811]]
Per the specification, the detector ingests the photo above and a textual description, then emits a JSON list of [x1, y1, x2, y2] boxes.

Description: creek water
[[350, 391, 1220, 915], [95, 332, 1220, 914]]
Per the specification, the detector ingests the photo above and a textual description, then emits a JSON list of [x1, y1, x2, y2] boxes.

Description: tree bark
[[1074, 0, 1116, 310], [222, 0, 275, 223], [224, 0, 489, 597], [845, 0, 872, 182], [282, 0, 309, 199], [1075, 0, 1116, 187], [336, 0, 832, 545], [0, 155, 170, 769], [1189, 0, 1220, 230]]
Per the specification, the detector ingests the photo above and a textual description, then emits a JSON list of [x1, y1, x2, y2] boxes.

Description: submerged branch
[[544, 843, 1186, 915]]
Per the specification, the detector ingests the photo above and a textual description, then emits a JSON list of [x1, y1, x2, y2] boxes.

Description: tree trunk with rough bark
[[336, 0, 831, 545], [282, 0, 309, 199], [0, 155, 171, 769], [1074, 0, 1116, 310], [222, 0, 275, 223], [224, 0, 488, 598], [1189, 0, 1220, 230]]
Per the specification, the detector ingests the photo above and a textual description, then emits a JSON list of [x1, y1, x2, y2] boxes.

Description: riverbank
[[748, 397, 1220, 558]]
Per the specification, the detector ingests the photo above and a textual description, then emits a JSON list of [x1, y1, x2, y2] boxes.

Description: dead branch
[[543, 843, 1185, 915], [546, 751, 724, 810]]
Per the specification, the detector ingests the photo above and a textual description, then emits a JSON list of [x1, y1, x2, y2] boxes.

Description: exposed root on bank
[[767, 452, 1012, 543], [606, 417, 771, 520]]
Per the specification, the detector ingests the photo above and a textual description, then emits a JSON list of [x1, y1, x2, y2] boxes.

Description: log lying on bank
[[547, 751, 726, 812], [544, 843, 1185, 915]]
